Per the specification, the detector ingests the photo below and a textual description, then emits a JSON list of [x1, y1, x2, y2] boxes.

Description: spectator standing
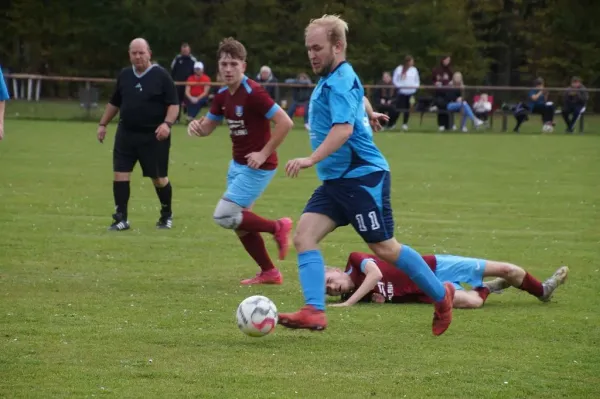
[[392, 55, 420, 131], [170, 42, 197, 122]]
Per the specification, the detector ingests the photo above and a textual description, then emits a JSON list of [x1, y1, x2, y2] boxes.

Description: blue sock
[[395, 245, 445, 302], [298, 250, 325, 311]]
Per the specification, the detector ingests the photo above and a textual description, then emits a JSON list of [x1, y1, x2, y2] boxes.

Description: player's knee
[[465, 295, 484, 309], [293, 227, 316, 252], [368, 241, 401, 264], [152, 177, 169, 187], [213, 200, 243, 230], [495, 262, 522, 280]]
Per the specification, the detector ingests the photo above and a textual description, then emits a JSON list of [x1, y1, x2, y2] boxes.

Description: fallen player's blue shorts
[[224, 160, 276, 208], [434, 255, 487, 291]]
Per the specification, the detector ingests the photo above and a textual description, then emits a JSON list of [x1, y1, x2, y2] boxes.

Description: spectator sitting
[[372, 71, 399, 129], [562, 76, 588, 133], [432, 55, 453, 130], [525, 77, 555, 133], [444, 72, 484, 132], [285, 72, 312, 130], [256, 65, 279, 102], [184, 61, 211, 124], [473, 93, 492, 123]]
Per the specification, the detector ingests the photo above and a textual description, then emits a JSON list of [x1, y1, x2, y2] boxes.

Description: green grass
[[1, 119, 599, 398]]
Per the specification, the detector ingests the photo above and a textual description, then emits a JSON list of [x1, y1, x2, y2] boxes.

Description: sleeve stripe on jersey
[[359, 258, 375, 273], [206, 112, 223, 122], [265, 104, 280, 119]]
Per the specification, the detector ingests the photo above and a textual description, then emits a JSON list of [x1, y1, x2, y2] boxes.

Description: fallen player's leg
[[483, 261, 569, 302]]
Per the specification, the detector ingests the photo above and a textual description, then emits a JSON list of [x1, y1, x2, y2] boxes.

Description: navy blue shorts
[[303, 171, 394, 243]]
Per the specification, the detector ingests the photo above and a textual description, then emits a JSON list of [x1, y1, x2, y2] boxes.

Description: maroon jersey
[[208, 76, 280, 170], [344, 252, 438, 304]]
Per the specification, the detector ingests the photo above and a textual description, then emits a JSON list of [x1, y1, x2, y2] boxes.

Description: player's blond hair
[[305, 14, 349, 52]]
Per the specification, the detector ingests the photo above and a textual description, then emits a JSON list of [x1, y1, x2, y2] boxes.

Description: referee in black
[[97, 38, 179, 231]]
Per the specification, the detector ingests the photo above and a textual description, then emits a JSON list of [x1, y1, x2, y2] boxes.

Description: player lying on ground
[[325, 252, 569, 308], [187, 38, 294, 285]]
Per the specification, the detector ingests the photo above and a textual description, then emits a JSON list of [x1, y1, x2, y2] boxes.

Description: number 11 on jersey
[[355, 211, 381, 232]]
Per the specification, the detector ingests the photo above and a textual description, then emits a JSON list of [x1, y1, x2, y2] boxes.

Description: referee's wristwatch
[[163, 121, 173, 129]]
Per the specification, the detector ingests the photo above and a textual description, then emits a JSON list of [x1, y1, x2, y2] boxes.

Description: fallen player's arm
[[340, 260, 383, 306], [309, 123, 353, 164], [260, 108, 293, 157]]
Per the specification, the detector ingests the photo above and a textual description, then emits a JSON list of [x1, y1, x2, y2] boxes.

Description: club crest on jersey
[[135, 83, 142, 92], [235, 105, 244, 117]]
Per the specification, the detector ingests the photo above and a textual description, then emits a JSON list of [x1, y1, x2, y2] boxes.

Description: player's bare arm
[[185, 84, 196, 103], [285, 123, 353, 178], [246, 108, 293, 169], [363, 96, 389, 132], [188, 116, 220, 137], [331, 260, 383, 307], [97, 103, 120, 143]]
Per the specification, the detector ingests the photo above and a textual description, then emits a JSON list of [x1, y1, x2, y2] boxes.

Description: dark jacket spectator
[[256, 65, 279, 102], [562, 76, 588, 132], [170, 43, 197, 83]]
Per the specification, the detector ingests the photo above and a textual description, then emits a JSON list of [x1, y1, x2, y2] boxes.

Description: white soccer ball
[[236, 295, 278, 337]]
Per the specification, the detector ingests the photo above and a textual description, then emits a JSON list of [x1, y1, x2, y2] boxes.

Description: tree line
[[1, 0, 598, 90]]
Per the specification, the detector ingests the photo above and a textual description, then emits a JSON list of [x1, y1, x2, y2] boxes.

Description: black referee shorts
[[113, 127, 170, 178]]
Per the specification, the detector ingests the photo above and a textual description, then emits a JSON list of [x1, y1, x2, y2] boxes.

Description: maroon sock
[[238, 232, 275, 272], [474, 287, 490, 303], [518, 273, 544, 297], [238, 211, 277, 233]]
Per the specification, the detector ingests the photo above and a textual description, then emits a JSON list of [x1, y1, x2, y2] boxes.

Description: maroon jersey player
[[326, 252, 568, 308], [188, 38, 294, 285]]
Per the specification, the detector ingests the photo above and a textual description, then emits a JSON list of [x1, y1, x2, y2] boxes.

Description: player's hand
[[369, 112, 389, 132], [371, 293, 386, 303], [329, 302, 350, 308], [188, 118, 206, 137], [97, 125, 107, 143], [155, 123, 171, 141], [285, 157, 314, 178], [245, 151, 267, 169]]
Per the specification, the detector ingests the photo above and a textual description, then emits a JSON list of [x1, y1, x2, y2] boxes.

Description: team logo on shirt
[[235, 105, 244, 117], [135, 83, 142, 92]]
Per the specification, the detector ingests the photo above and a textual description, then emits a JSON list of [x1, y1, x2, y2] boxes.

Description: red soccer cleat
[[274, 217, 293, 260], [432, 282, 455, 336], [240, 268, 283, 285], [278, 305, 327, 331]]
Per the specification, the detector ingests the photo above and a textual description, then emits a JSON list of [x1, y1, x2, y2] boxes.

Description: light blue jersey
[[0, 68, 9, 101], [308, 62, 389, 181]]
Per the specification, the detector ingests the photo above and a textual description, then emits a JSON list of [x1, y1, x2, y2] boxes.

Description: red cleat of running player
[[274, 217, 293, 260], [240, 268, 283, 285], [432, 282, 455, 336], [278, 305, 327, 331]]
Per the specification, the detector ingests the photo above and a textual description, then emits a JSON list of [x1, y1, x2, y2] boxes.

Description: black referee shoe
[[108, 213, 130, 231], [156, 212, 173, 229]]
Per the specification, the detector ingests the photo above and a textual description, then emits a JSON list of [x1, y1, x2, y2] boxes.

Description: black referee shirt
[[110, 64, 178, 133]]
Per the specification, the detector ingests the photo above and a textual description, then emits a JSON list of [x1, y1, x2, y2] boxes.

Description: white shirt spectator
[[473, 97, 492, 114], [392, 65, 420, 95]]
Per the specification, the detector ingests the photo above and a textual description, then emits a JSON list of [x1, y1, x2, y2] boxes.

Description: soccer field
[[1, 120, 599, 398]]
